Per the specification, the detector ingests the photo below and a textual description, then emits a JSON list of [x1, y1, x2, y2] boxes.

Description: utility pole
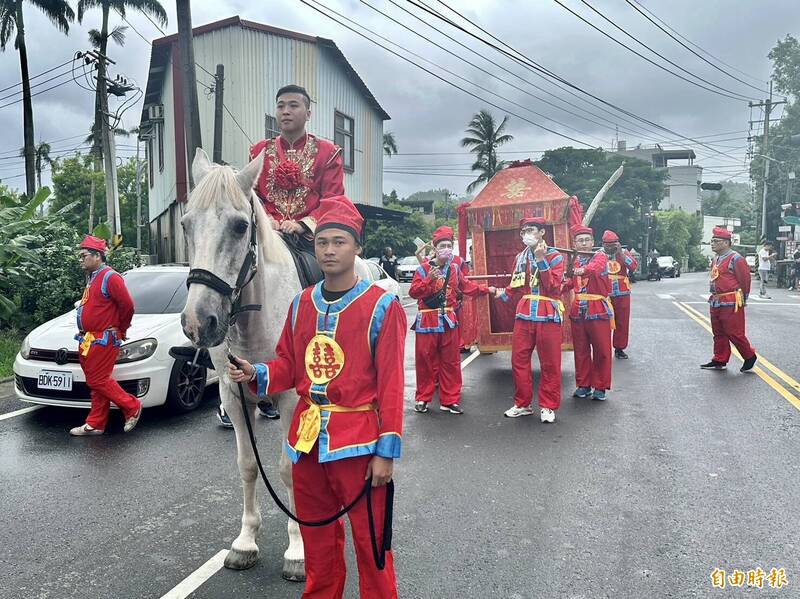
[[135, 133, 142, 251], [213, 64, 225, 164], [176, 0, 202, 187]]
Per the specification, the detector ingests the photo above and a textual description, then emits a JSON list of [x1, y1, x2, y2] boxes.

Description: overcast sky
[[1, 0, 797, 198]]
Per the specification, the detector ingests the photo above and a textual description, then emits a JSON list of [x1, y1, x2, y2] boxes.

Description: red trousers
[[710, 306, 756, 364], [415, 327, 461, 406], [79, 343, 141, 430], [511, 319, 562, 411], [571, 318, 612, 391], [610, 294, 631, 350], [293, 446, 397, 599]]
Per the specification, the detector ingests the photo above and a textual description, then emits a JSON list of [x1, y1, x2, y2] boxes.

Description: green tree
[[363, 203, 430, 258], [383, 132, 398, 157], [769, 35, 800, 98], [50, 153, 106, 231], [117, 157, 148, 247], [0, 0, 74, 198], [461, 109, 513, 193], [652, 210, 705, 270], [536, 147, 666, 249]]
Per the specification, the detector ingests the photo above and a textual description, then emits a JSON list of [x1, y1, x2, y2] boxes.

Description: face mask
[[522, 232, 538, 247], [437, 248, 453, 261]]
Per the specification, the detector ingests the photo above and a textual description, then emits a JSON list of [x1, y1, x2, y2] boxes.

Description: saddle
[[280, 232, 324, 289]]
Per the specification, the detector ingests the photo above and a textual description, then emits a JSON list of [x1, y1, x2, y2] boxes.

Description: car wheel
[[676, 271, 681, 278], [165, 359, 208, 413]]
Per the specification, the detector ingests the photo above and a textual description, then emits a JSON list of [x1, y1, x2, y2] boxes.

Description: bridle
[[185, 196, 262, 326]]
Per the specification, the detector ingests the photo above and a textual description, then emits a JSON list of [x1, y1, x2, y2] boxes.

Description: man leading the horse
[[228, 196, 405, 598]]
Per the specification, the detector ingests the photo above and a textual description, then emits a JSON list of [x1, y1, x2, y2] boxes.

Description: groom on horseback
[[229, 196, 405, 598], [249, 84, 345, 237]]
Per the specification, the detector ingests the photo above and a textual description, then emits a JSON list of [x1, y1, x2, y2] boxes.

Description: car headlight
[[116, 338, 158, 364], [20, 335, 31, 360]]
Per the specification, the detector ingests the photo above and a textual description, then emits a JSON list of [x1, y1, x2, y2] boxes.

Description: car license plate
[[38, 370, 73, 391]]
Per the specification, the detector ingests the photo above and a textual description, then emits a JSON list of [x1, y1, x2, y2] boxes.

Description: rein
[[184, 195, 392, 569]]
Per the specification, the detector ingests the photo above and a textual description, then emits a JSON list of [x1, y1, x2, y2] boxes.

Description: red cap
[[432, 225, 454, 246], [520, 216, 546, 229], [711, 226, 732, 240], [79, 235, 108, 253], [570, 224, 593, 238], [602, 230, 619, 243], [315, 196, 364, 241]]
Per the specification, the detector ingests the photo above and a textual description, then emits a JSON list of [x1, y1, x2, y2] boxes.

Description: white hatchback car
[[13, 265, 218, 413]]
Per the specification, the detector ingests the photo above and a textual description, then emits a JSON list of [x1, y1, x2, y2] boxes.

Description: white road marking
[[402, 301, 417, 308], [159, 549, 228, 599], [460, 349, 481, 370], [656, 293, 674, 300], [0, 405, 43, 422], [684, 301, 798, 307], [698, 293, 709, 300]]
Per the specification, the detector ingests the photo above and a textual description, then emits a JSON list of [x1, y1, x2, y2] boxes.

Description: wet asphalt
[[1, 273, 799, 599]]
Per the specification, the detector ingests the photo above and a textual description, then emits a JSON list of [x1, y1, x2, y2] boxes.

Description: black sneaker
[[614, 349, 629, 359], [440, 403, 464, 414], [740, 355, 757, 372], [257, 401, 280, 419], [414, 401, 429, 413], [700, 360, 727, 370], [217, 406, 234, 428]]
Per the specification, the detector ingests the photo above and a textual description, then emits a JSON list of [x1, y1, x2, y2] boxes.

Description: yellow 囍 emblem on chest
[[305, 334, 345, 385]]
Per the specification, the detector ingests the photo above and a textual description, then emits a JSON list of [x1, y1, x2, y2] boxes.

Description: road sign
[[776, 236, 790, 241], [779, 225, 792, 232]]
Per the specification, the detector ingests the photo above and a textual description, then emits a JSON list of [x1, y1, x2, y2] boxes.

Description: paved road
[[1, 273, 798, 598]]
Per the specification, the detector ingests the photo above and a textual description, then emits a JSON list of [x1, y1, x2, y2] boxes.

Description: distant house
[[613, 141, 702, 214], [139, 16, 390, 263]]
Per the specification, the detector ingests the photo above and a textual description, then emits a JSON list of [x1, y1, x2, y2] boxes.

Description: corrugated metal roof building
[[139, 16, 390, 263]]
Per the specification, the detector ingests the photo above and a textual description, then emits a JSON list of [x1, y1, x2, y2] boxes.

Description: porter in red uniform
[[701, 226, 757, 372], [229, 197, 405, 598], [409, 226, 494, 415], [69, 236, 142, 436], [601, 230, 638, 359], [567, 226, 614, 401], [497, 217, 565, 423]]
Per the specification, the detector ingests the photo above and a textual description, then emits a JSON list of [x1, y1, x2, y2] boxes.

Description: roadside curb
[[0, 376, 13, 384]]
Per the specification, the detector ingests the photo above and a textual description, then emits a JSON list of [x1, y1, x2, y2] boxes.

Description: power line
[[223, 104, 253, 145], [304, 0, 598, 147], [0, 74, 79, 111], [0, 58, 75, 95], [551, 0, 753, 102], [627, 0, 768, 86], [421, 0, 747, 161]]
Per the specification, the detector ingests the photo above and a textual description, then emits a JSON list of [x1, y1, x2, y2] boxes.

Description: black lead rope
[[228, 355, 393, 570]]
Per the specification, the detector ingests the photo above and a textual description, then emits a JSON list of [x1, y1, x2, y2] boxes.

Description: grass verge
[[0, 330, 22, 379]]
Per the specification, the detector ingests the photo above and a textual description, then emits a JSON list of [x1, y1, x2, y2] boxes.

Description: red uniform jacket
[[250, 281, 406, 464], [75, 266, 134, 348], [409, 257, 490, 333], [249, 134, 344, 229], [499, 246, 565, 323], [567, 251, 613, 321], [607, 250, 638, 297], [709, 250, 751, 308]]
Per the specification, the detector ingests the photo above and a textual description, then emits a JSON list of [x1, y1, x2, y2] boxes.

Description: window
[[157, 122, 164, 173], [334, 111, 355, 172], [265, 114, 280, 139]]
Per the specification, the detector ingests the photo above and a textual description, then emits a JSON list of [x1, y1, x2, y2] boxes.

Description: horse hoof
[[224, 548, 259, 570], [282, 558, 306, 582]]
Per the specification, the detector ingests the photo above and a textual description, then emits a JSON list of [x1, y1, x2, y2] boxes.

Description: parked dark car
[[657, 256, 681, 278]]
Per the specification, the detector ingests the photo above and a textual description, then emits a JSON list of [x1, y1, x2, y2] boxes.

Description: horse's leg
[[221, 382, 262, 570], [277, 391, 306, 582]]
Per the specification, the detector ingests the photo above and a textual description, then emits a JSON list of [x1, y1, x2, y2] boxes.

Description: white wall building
[[139, 16, 390, 263], [613, 142, 703, 214], [700, 215, 741, 258]]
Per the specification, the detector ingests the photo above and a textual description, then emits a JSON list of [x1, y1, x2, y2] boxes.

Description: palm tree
[[0, 0, 74, 199], [460, 109, 514, 193], [383, 132, 398, 157]]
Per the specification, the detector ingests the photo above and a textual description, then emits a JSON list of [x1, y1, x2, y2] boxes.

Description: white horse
[[180, 148, 393, 581]]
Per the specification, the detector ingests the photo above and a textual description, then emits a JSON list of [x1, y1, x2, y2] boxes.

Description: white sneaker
[[540, 408, 556, 423], [70, 424, 103, 436], [123, 404, 142, 433], [504, 405, 534, 418]]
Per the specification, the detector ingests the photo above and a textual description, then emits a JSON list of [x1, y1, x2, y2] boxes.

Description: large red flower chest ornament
[[273, 159, 306, 191]]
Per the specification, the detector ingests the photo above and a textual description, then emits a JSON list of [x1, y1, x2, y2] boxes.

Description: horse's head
[[181, 148, 263, 348]]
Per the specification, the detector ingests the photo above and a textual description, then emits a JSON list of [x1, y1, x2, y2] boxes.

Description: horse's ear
[[236, 150, 264, 196], [192, 148, 213, 183]]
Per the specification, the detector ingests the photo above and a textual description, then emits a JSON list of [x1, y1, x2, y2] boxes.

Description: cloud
[[1, 0, 796, 197]]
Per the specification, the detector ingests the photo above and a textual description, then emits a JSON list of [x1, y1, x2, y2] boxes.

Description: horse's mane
[[187, 164, 292, 266]]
